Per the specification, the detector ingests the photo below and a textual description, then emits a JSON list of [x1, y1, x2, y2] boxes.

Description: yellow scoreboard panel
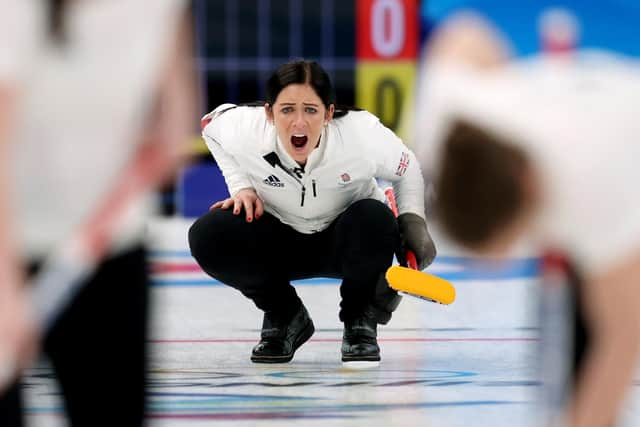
[[355, 61, 416, 142]]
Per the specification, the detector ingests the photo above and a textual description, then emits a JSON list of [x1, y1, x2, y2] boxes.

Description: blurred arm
[[565, 253, 640, 427], [142, 8, 198, 173], [0, 84, 38, 392], [79, 7, 199, 255], [0, 1, 45, 390], [0, 87, 20, 293], [0, 0, 37, 297]]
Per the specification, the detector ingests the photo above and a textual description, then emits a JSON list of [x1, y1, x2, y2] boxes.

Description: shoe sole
[[341, 354, 381, 363], [342, 360, 380, 369], [251, 319, 315, 363]]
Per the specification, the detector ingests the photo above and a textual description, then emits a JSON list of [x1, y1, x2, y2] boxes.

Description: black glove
[[397, 212, 437, 270]]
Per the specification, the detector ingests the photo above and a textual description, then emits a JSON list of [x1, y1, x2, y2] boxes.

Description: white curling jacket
[[201, 104, 425, 234]]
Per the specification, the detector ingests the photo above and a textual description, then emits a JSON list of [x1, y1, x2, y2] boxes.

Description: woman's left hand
[[397, 213, 437, 270]]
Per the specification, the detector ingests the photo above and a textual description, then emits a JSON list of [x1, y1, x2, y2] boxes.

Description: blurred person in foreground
[[413, 11, 640, 427], [0, 0, 196, 425]]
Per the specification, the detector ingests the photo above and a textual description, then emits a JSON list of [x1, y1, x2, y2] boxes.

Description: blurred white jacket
[[413, 50, 640, 277], [0, 0, 186, 258]]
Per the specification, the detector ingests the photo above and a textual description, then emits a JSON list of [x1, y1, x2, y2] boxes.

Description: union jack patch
[[340, 173, 351, 183], [395, 152, 410, 176], [200, 114, 213, 130]]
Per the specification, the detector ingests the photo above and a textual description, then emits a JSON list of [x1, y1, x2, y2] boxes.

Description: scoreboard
[[356, 0, 418, 139]]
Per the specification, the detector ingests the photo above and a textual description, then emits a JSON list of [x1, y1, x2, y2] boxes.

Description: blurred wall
[[421, 0, 640, 57]]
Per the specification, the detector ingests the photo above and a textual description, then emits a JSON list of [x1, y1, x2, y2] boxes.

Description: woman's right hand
[[209, 188, 264, 223]]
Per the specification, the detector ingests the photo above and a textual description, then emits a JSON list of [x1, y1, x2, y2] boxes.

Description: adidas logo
[[263, 175, 284, 187]]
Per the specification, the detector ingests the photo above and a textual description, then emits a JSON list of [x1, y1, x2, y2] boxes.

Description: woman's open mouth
[[291, 134, 308, 150]]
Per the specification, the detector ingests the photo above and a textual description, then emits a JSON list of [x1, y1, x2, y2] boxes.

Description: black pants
[[0, 246, 149, 427], [189, 198, 400, 321]]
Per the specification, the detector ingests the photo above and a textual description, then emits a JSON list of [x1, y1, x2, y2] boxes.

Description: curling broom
[[384, 188, 456, 305]]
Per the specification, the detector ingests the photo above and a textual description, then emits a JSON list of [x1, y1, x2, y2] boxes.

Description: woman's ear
[[325, 104, 335, 124], [264, 103, 274, 123]]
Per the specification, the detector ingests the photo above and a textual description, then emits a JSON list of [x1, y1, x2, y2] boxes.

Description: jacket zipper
[[274, 163, 306, 206], [312, 179, 317, 197]]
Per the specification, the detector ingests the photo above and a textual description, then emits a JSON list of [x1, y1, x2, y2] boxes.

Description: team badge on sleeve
[[200, 114, 213, 130], [395, 152, 410, 176]]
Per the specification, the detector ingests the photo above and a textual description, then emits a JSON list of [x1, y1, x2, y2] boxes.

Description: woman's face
[[266, 83, 334, 165]]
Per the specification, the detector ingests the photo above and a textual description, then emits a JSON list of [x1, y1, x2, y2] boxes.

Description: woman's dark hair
[[265, 59, 357, 118], [48, 0, 68, 43], [435, 120, 529, 248]]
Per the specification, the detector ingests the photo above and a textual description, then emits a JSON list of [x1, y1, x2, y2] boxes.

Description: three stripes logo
[[263, 175, 284, 187]]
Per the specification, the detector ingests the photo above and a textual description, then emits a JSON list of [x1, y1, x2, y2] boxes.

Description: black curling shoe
[[341, 313, 381, 363], [251, 305, 315, 363]]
